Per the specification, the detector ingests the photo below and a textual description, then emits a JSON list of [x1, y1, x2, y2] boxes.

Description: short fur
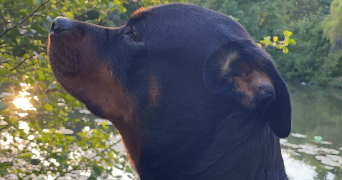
[[48, 3, 291, 180]]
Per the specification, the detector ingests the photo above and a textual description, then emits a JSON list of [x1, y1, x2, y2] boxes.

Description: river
[[282, 84, 342, 180]]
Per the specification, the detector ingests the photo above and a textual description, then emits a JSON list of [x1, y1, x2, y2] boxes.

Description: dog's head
[[48, 2, 291, 172]]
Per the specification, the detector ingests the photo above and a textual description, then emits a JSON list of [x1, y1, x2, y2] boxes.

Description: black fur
[[49, 3, 291, 180]]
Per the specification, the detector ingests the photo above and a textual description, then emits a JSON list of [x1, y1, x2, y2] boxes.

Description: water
[[282, 85, 342, 180]]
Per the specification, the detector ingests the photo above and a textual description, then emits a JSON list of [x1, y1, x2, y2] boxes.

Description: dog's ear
[[203, 42, 291, 138]]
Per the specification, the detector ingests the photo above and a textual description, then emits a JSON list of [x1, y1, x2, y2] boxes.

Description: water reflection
[[282, 85, 342, 180], [283, 151, 318, 180]]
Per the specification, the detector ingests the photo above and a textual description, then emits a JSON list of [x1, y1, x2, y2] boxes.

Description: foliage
[[201, 0, 342, 85], [0, 0, 183, 179], [257, 30, 296, 54], [323, 0, 342, 48]]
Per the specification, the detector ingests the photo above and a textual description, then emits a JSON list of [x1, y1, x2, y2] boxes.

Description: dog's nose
[[50, 17, 74, 33]]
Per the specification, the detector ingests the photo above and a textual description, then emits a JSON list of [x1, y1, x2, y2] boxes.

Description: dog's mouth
[[48, 32, 97, 98], [48, 19, 88, 78]]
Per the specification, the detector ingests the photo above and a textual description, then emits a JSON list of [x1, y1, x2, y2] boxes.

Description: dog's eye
[[125, 26, 142, 43]]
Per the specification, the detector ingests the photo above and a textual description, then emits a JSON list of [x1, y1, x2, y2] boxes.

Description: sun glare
[[12, 83, 36, 111], [13, 98, 33, 111]]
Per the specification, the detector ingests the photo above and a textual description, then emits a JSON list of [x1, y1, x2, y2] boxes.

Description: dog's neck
[[135, 111, 288, 180]]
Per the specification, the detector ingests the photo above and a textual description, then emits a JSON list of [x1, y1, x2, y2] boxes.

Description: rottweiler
[[48, 3, 291, 180]]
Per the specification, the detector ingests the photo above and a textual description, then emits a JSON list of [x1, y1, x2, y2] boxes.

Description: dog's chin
[[49, 45, 88, 77], [84, 102, 107, 119], [49, 55, 80, 78]]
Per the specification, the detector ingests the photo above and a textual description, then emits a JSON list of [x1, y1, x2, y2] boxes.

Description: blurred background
[[0, 0, 341, 179]]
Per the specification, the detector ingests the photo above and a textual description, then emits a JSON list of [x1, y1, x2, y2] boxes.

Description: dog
[[48, 3, 291, 180]]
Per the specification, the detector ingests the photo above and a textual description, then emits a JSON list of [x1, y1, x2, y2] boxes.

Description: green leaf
[[108, 152, 114, 159], [114, 0, 122, 6], [63, 12, 74, 19], [288, 39, 296, 45], [30, 159, 40, 165], [284, 31, 292, 38], [10, 118, 18, 127], [0, 69, 11, 77], [266, 39, 272, 45], [0, 102, 8, 110], [275, 44, 283, 49], [283, 47, 289, 54], [273, 36, 278, 42], [101, 121, 108, 129], [259, 40, 266, 45], [12, 46, 25, 57], [43, 20, 52, 33], [44, 103, 54, 112], [38, 75, 46, 81], [65, 94, 74, 101], [10, 28, 20, 39], [32, 22, 45, 34], [25, 0, 33, 6], [4, 117, 18, 127], [87, 177, 96, 180], [93, 166, 102, 176], [257, 43, 262, 48]]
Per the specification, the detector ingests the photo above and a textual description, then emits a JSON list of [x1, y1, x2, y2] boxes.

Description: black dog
[[48, 3, 291, 180]]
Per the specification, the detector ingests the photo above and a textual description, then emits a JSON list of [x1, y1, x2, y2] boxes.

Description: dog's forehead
[[129, 3, 218, 24], [127, 3, 251, 56]]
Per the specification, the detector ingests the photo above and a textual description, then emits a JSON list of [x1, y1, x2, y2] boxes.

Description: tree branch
[[10, 58, 29, 71], [56, 0, 64, 5], [0, 125, 9, 132], [20, 0, 51, 25], [0, 0, 52, 39]]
